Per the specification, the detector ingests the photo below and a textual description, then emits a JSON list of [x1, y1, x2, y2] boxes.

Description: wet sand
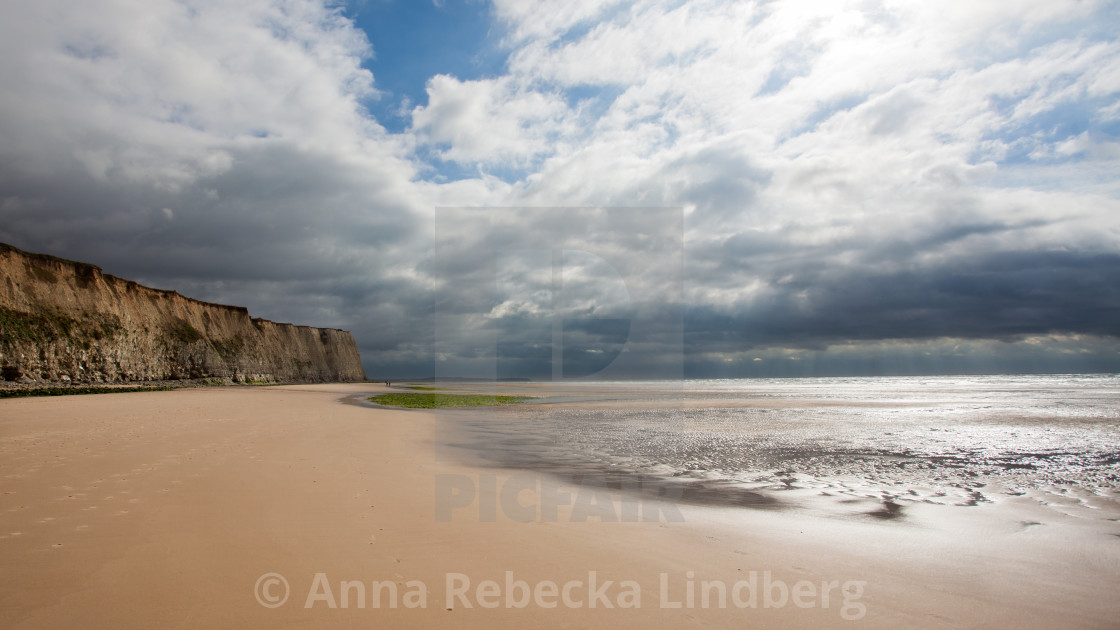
[[1, 384, 1118, 628]]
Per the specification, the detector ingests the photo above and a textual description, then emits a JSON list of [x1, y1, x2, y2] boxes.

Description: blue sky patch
[[344, 0, 509, 133]]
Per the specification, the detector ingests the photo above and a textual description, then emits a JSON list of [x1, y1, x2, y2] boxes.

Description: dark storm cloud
[[1, 142, 419, 283], [684, 250, 1120, 352], [429, 207, 683, 379]]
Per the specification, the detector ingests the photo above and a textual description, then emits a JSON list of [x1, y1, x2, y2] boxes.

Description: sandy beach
[[2, 384, 1118, 628]]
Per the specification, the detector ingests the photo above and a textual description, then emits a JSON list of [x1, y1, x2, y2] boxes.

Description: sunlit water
[[435, 374, 1120, 520]]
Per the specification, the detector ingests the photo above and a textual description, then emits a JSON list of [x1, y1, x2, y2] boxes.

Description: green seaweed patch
[[0, 386, 177, 398], [368, 393, 530, 408]]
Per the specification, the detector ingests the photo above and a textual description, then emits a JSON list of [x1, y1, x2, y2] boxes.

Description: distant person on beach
[[385, 380, 391, 387]]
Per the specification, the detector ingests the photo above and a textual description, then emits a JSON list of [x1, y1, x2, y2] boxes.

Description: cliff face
[[0, 243, 366, 384]]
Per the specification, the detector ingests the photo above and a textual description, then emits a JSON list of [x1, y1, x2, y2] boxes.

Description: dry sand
[[1, 384, 1117, 628]]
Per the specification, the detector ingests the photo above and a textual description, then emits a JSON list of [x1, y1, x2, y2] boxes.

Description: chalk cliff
[[0, 243, 366, 384]]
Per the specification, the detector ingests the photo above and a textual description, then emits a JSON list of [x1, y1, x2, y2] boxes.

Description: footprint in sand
[[75, 525, 89, 531], [38, 517, 56, 523]]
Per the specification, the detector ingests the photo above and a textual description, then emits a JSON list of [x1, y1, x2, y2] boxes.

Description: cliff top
[[0, 242, 349, 333]]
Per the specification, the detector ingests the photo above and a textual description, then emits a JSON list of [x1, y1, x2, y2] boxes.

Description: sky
[[1, 0, 1119, 379]]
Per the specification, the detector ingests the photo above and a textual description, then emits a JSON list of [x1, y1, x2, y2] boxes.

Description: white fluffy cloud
[[0, 0, 403, 187], [471, 0, 1120, 257], [0, 0, 432, 376], [411, 74, 574, 166], [424, 0, 1120, 374], [2, 0, 1118, 376], [491, 0, 629, 43]]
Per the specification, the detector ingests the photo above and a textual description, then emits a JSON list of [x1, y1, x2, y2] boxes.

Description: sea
[[433, 374, 1120, 521]]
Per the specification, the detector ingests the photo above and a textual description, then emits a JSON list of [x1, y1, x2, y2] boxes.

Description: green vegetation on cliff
[[1, 307, 124, 348], [163, 319, 204, 345]]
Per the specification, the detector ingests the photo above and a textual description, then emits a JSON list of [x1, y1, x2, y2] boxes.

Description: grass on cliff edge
[[368, 393, 530, 408]]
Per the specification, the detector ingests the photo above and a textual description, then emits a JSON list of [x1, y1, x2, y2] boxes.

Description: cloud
[[410, 74, 574, 166], [0, 0, 434, 371], [1, 0, 1118, 377], [687, 249, 1120, 348], [450, 0, 1120, 375], [0, 0, 387, 180], [491, 0, 630, 43]]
